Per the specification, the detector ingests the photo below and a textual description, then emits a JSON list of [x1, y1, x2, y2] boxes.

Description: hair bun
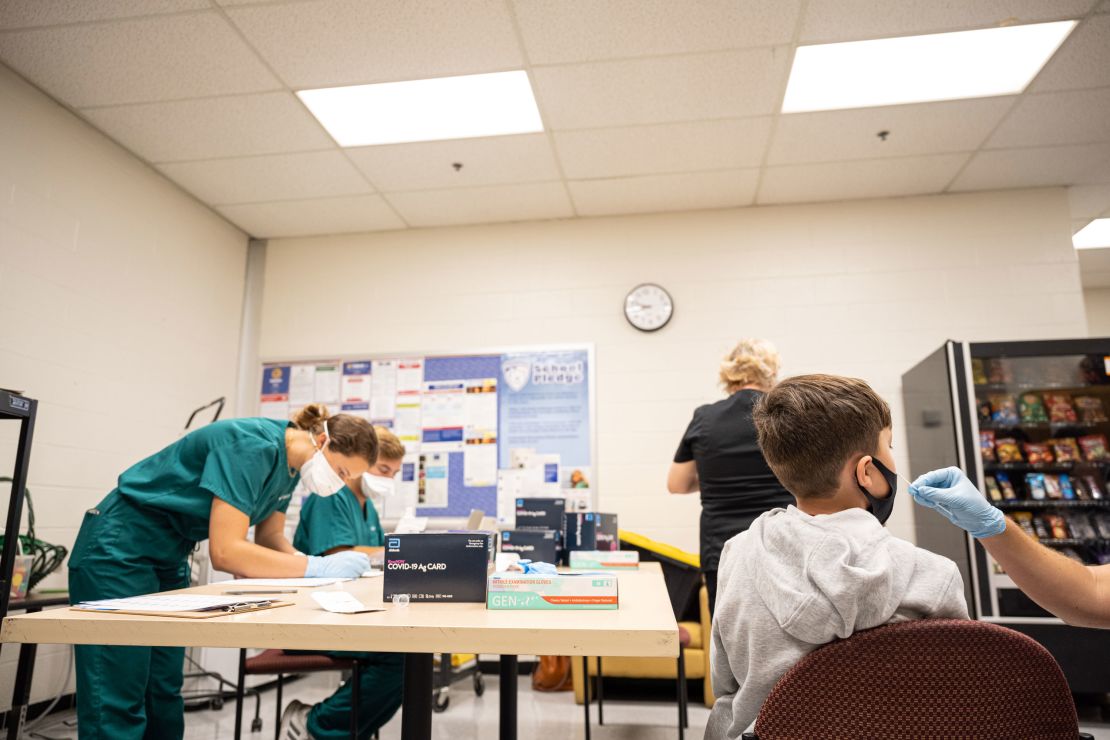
[[292, 403, 330, 432]]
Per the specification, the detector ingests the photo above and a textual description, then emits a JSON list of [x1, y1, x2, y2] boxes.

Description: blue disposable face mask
[[858, 457, 899, 525]]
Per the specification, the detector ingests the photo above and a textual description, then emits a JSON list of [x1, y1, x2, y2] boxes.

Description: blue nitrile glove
[[305, 551, 370, 578], [518, 560, 558, 576], [910, 466, 1006, 539]]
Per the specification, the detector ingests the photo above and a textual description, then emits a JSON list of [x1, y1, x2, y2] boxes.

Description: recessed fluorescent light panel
[[782, 20, 1077, 113], [1073, 219, 1110, 250], [297, 70, 544, 147]]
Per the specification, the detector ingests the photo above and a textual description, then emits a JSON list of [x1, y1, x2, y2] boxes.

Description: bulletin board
[[258, 345, 596, 518]]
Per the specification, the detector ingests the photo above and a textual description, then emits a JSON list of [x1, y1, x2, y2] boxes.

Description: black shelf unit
[[903, 338, 1110, 694], [1, 390, 40, 737]]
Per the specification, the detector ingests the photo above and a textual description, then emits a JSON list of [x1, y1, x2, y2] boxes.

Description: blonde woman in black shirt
[[668, 339, 792, 615]]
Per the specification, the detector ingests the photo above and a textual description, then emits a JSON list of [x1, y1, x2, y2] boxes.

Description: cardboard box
[[514, 497, 566, 532], [569, 550, 639, 570], [384, 532, 495, 603], [594, 513, 619, 551], [499, 529, 560, 564], [487, 573, 619, 610]]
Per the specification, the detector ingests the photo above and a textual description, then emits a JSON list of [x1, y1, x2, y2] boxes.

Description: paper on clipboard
[[71, 594, 290, 618]]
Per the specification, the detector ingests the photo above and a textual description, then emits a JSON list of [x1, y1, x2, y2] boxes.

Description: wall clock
[[624, 283, 673, 332]]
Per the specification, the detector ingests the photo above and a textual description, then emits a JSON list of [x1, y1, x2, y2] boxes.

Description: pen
[[222, 589, 298, 595]]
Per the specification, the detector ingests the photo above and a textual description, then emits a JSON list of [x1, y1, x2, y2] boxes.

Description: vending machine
[[903, 338, 1110, 691]]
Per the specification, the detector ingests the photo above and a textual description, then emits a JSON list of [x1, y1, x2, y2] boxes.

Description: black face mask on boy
[[857, 457, 899, 525]]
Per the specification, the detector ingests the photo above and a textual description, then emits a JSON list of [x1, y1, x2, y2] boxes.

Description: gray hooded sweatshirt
[[706, 505, 968, 739]]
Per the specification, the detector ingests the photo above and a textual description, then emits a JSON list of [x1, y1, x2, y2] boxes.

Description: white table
[[1, 563, 678, 739]]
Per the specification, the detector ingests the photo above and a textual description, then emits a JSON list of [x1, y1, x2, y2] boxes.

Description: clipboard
[[70, 600, 294, 619]]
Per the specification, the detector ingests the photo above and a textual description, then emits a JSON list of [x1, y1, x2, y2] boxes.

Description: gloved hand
[[304, 551, 370, 578], [910, 466, 1006, 539], [520, 560, 557, 576], [509, 559, 558, 575]]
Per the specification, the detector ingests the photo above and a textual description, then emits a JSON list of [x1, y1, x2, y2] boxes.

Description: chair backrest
[[753, 619, 1079, 740]]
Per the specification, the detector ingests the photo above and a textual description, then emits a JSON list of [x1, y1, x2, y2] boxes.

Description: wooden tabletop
[[0, 563, 678, 658]]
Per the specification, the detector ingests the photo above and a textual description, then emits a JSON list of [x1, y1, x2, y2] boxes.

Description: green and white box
[[486, 573, 619, 610], [569, 550, 640, 570]]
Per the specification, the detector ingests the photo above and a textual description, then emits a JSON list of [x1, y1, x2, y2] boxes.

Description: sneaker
[[278, 699, 314, 740]]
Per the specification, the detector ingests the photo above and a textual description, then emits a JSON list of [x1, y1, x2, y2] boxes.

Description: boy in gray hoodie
[[706, 375, 968, 739]]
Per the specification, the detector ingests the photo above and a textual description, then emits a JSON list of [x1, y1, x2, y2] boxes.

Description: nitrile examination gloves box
[[569, 550, 639, 570], [384, 532, 495, 603], [486, 572, 619, 610]]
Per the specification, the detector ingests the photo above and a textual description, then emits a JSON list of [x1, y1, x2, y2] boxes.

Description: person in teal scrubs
[[280, 427, 406, 740], [68, 404, 379, 740]]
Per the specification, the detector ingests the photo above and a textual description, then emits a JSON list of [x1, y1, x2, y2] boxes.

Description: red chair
[[743, 619, 1091, 740], [232, 648, 369, 740]]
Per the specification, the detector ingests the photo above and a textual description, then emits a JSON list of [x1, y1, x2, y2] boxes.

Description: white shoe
[[278, 699, 314, 740]]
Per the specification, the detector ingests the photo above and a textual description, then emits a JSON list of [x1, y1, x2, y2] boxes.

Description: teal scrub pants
[[68, 492, 193, 740], [285, 650, 403, 740]]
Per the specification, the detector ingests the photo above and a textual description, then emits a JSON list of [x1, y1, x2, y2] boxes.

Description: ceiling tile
[[1100, 0, 1110, 12], [798, 0, 1094, 44], [757, 153, 969, 204], [385, 182, 573, 228], [1078, 246, 1110, 288], [0, 12, 280, 107], [81, 92, 334, 162], [225, 0, 523, 89], [554, 118, 772, 179], [1068, 184, 1110, 218], [768, 98, 1014, 166], [1031, 15, 1110, 92], [532, 48, 790, 130], [950, 143, 1110, 191], [346, 134, 560, 192], [0, 0, 208, 29], [986, 88, 1110, 149], [158, 151, 372, 206], [568, 169, 759, 217], [217, 195, 405, 238], [513, 0, 802, 64]]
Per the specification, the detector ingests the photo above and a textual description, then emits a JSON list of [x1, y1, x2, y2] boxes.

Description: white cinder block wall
[[1085, 288, 1110, 335], [0, 65, 248, 709], [259, 187, 1087, 554]]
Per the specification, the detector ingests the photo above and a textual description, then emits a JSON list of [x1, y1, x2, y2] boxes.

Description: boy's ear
[[853, 455, 873, 489]]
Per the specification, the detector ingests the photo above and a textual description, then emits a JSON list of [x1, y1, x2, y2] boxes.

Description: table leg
[[582, 656, 591, 740], [401, 653, 434, 740], [499, 655, 517, 740]]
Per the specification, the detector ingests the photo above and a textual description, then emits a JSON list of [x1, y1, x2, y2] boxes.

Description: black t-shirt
[[674, 389, 792, 572]]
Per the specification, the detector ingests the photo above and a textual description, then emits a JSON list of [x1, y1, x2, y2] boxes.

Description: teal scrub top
[[294, 487, 383, 556], [115, 417, 298, 542]]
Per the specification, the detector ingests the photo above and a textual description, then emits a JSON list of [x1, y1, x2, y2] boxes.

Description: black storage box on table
[[499, 529, 560, 563]]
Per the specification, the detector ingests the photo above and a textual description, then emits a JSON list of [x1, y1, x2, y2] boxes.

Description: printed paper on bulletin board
[[259, 346, 593, 518]]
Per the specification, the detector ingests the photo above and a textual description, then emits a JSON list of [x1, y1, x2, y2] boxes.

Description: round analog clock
[[624, 283, 673, 332]]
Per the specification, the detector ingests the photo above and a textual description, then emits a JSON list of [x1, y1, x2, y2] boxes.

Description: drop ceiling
[[1, 0, 1109, 241]]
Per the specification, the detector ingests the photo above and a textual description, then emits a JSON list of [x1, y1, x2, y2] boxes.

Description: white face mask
[[299, 422, 345, 498], [361, 472, 396, 498]]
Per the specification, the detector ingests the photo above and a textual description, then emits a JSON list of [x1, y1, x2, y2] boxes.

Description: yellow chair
[[571, 583, 714, 710]]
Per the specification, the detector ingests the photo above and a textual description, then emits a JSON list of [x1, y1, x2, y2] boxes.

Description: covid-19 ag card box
[[564, 512, 600, 552], [384, 532, 495, 603], [499, 529, 559, 564], [594, 513, 619, 551], [569, 550, 639, 570], [486, 572, 619, 610], [514, 498, 566, 532]]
